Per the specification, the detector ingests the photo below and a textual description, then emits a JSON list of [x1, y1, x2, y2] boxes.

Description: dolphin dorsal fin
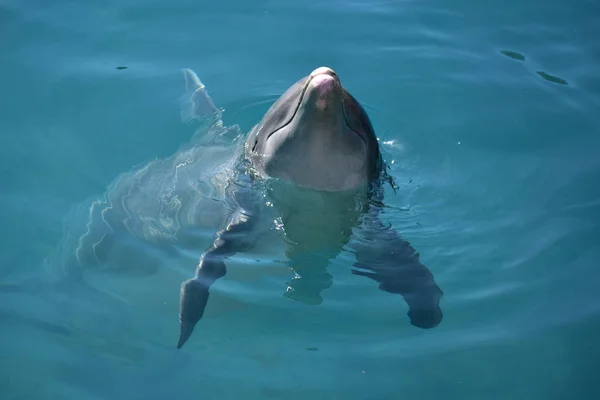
[[180, 68, 222, 124]]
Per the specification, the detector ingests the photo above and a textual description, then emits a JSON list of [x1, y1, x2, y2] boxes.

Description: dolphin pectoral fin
[[350, 202, 444, 329], [406, 301, 443, 329], [177, 277, 211, 349], [176, 197, 264, 348], [365, 268, 444, 329], [177, 320, 194, 350], [176, 165, 266, 348], [177, 259, 226, 349]]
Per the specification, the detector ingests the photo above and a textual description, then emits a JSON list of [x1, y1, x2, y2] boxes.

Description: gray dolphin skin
[[177, 66, 444, 349]]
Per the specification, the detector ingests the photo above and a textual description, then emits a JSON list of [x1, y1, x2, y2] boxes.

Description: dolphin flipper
[[177, 168, 265, 349], [349, 193, 443, 329]]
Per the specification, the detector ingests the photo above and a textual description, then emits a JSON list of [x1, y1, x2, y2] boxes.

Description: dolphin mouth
[[266, 66, 367, 144], [303, 66, 342, 101], [308, 66, 340, 85]]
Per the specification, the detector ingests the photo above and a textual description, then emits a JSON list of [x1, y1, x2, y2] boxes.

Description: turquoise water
[[1, 0, 599, 398]]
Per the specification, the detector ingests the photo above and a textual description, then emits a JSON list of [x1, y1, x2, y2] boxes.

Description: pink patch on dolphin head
[[311, 74, 336, 93]]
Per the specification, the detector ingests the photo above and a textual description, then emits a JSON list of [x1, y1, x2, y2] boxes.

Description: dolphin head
[[245, 66, 382, 192]]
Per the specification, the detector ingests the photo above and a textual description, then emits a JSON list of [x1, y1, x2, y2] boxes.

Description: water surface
[[1, 0, 599, 399]]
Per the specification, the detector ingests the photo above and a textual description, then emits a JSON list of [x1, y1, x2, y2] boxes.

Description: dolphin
[[177, 66, 443, 349]]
